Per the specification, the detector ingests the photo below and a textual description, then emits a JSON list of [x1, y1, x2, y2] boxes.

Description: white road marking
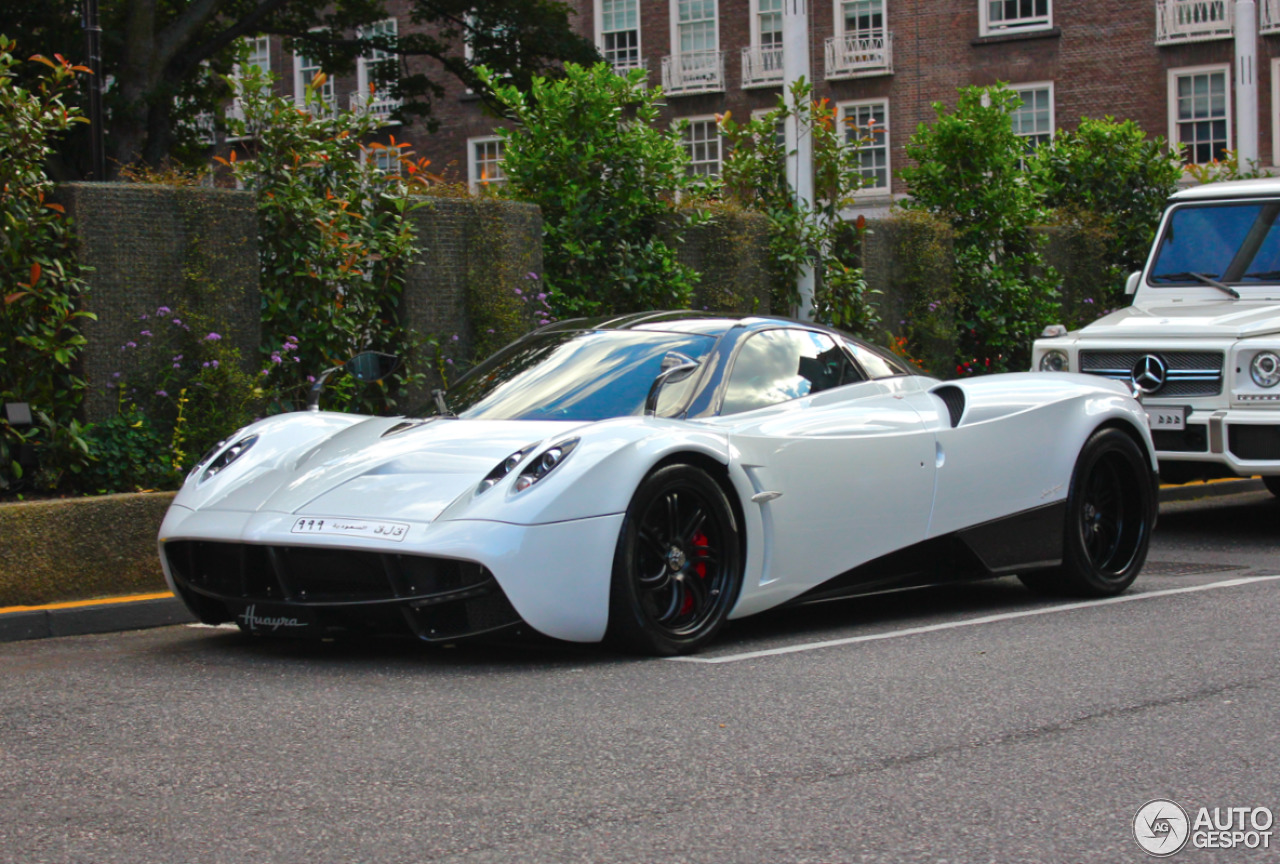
[[186, 623, 240, 630], [672, 575, 1280, 665]]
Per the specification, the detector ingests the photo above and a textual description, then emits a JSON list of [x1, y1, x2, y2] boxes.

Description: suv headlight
[[1251, 351, 1280, 388], [1038, 349, 1070, 373]]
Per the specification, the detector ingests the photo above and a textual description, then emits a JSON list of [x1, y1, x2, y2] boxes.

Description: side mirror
[[644, 352, 699, 417], [307, 352, 401, 412], [1124, 271, 1141, 295]]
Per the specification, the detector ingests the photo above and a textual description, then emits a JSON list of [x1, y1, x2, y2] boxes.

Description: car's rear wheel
[[1019, 428, 1155, 597], [607, 464, 743, 656], [1262, 475, 1280, 497]]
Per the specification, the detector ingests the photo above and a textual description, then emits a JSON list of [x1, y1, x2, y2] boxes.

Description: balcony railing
[[741, 46, 784, 88], [349, 90, 402, 122], [1155, 0, 1233, 45], [223, 98, 260, 141], [607, 54, 649, 76], [1262, 0, 1280, 33], [661, 50, 726, 95], [825, 31, 893, 80]]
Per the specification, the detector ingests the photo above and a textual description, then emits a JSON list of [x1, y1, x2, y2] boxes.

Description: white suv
[[1032, 177, 1280, 495]]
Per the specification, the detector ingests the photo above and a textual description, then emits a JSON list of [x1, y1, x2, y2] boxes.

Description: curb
[[0, 479, 1269, 645], [1159, 478, 1267, 503], [0, 595, 194, 643]]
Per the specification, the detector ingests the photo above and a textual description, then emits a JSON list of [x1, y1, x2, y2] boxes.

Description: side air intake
[[932, 385, 965, 428]]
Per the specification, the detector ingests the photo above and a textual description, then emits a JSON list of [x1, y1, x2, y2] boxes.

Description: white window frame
[[838, 98, 891, 192], [293, 34, 335, 110], [1010, 81, 1055, 149], [1272, 57, 1280, 168], [680, 115, 724, 179], [355, 19, 398, 106], [1168, 63, 1232, 166], [835, 0, 886, 40], [751, 0, 785, 49], [596, 0, 644, 72], [670, 0, 720, 58], [468, 136, 507, 192], [979, 0, 1052, 36], [231, 36, 271, 89]]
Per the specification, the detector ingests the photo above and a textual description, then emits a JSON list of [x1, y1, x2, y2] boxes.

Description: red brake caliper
[[679, 531, 710, 617]]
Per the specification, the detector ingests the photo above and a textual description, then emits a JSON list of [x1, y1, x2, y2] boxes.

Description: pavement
[[0, 478, 1269, 645]]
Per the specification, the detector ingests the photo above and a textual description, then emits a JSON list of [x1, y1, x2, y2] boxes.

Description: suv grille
[[1079, 350, 1223, 397]]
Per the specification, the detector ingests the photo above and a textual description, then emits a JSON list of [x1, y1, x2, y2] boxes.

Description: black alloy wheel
[[607, 464, 743, 655], [1020, 427, 1156, 597]]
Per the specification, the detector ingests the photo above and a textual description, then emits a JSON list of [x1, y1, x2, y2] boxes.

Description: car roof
[[1170, 177, 1280, 202]]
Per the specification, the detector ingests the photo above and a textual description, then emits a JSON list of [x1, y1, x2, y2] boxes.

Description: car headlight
[[478, 445, 535, 494], [1251, 351, 1280, 388], [1038, 349, 1070, 372], [200, 435, 258, 482], [513, 438, 579, 493]]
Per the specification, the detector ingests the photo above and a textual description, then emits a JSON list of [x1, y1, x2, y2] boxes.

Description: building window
[[682, 117, 722, 178], [293, 38, 335, 111], [354, 19, 400, 118], [826, 0, 892, 80], [841, 0, 885, 38], [599, 0, 642, 72], [1169, 65, 1230, 165], [1010, 83, 1054, 151], [469, 137, 506, 191], [840, 100, 890, 190], [742, 0, 784, 86], [677, 0, 718, 55], [980, 0, 1051, 35]]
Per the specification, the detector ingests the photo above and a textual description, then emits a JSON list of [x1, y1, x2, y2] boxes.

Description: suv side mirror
[[1124, 271, 1141, 295]]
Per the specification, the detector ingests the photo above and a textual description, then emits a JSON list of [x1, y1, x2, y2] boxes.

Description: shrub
[[0, 37, 95, 494], [480, 62, 703, 318], [900, 84, 1057, 373], [224, 66, 433, 413]]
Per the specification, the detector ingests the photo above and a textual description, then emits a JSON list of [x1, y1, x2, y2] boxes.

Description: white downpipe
[[1236, 0, 1259, 165], [783, 0, 815, 320]]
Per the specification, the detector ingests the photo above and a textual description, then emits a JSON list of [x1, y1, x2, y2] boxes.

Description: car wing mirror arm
[[645, 352, 700, 417]]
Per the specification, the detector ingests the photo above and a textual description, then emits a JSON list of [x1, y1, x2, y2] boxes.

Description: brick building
[[222, 1, 1280, 208]]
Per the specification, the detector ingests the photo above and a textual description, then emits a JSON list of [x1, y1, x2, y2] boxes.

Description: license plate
[[290, 517, 409, 541], [1146, 406, 1187, 431]]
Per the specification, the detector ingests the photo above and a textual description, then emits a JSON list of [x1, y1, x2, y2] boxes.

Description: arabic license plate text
[[1146, 406, 1187, 431]]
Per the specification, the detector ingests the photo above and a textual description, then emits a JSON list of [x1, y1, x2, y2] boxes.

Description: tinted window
[[721, 329, 857, 415], [1150, 202, 1280, 284], [436, 330, 717, 421]]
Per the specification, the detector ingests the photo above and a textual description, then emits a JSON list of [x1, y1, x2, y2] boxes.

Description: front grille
[[165, 540, 494, 605], [1229, 425, 1280, 460], [1080, 350, 1223, 397], [1153, 426, 1208, 452]]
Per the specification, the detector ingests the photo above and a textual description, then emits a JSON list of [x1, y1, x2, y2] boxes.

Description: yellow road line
[[0, 591, 174, 615]]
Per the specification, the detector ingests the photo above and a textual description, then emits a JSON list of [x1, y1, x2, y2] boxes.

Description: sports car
[[159, 312, 1159, 655]]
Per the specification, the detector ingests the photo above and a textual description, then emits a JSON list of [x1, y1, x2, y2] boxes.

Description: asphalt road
[[2, 487, 1278, 864]]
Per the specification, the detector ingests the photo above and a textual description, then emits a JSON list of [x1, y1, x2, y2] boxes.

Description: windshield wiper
[[431, 388, 455, 418], [1150, 271, 1240, 299], [1242, 270, 1280, 281]]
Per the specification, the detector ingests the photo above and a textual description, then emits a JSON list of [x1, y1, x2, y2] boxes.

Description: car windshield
[[426, 329, 719, 421], [1149, 201, 1280, 288]]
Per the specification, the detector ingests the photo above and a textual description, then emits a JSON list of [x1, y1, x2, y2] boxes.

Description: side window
[[721, 329, 858, 415], [844, 338, 906, 378]]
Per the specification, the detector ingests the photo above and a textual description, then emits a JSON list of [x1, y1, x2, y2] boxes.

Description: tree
[[481, 62, 703, 318], [0, 0, 599, 177], [900, 84, 1057, 374]]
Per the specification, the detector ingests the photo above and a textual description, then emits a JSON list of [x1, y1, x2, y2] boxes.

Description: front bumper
[[159, 506, 623, 643], [1147, 407, 1280, 477]]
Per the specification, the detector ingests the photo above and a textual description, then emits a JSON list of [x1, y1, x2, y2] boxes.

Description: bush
[[224, 66, 433, 413], [0, 37, 95, 494], [901, 84, 1057, 373], [480, 62, 702, 318]]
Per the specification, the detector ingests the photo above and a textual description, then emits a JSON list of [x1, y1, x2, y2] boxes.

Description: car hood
[[1077, 301, 1280, 340], [183, 415, 585, 523]]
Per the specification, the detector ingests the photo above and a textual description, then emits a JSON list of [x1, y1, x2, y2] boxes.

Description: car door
[[719, 328, 937, 600]]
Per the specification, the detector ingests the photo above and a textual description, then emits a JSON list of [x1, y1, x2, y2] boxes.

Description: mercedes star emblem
[[1131, 354, 1168, 394]]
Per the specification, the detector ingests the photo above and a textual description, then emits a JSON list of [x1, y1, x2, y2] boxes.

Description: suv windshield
[[1149, 201, 1280, 288], [426, 329, 719, 421]]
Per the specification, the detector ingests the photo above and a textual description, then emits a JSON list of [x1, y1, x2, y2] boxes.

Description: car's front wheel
[[607, 464, 743, 656], [1019, 427, 1156, 597]]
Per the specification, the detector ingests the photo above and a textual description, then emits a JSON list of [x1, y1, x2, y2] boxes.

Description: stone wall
[[57, 184, 261, 422]]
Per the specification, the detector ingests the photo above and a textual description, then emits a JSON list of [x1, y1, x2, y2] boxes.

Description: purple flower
[[172, 318, 182, 327], [172, 363, 181, 369], [202, 361, 210, 368], [293, 356, 300, 363], [445, 358, 454, 365], [451, 334, 459, 342], [125, 341, 137, 349], [307, 375, 316, 383], [210, 360, 219, 369], [140, 330, 152, 337], [205, 332, 222, 342], [1084, 298, 1094, 304], [139, 313, 149, 321], [156, 390, 168, 397], [537, 292, 547, 301], [111, 371, 121, 379], [486, 328, 495, 334], [157, 306, 171, 315], [287, 335, 299, 344], [513, 288, 523, 296], [271, 352, 282, 364], [526, 272, 540, 280], [172, 355, 182, 362]]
